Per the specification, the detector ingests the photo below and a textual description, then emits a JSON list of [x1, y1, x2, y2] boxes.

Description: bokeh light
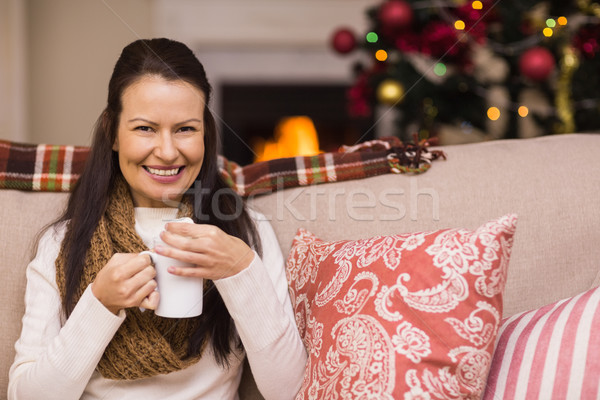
[[487, 107, 501, 121], [455, 20, 466, 30], [366, 32, 378, 43], [375, 49, 388, 61], [434, 63, 447, 76], [518, 106, 529, 117]]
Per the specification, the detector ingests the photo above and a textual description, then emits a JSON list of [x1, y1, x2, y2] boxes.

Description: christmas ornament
[[573, 24, 600, 59], [347, 73, 372, 117], [395, 32, 420, 53], [379, 0, 414, 32], [331, 28, 357, 55], [519, 47, 555, 81], [555, 46, 579, 133], [577, 0, 600, 18], [454, 3, 488, 43], [377, 79, 405, 105]]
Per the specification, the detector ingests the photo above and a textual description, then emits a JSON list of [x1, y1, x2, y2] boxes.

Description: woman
[[8, 38, 307, 400]]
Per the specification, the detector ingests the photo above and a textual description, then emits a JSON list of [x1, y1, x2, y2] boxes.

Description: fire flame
[[254, 116, 321, 162]]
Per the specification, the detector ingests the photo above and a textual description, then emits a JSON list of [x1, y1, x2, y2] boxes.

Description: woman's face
[[113, 75, 206, 208]]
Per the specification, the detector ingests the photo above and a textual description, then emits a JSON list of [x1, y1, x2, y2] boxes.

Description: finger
[[164, 221, 204, 237], [131, 278, 158, 307], [155, 237, 209, 265], [167, 265, 208, 279], [122, 254, 156, 279], [159, 229, 204, 253], [106, 252, 138, 268], [140, 291, 160, 310], [143, 253, 154, 266], [168, 258, 247, 281], [103, 253, 151, 283], [164, 222, 223, 243], [128, 265, 157, 291]]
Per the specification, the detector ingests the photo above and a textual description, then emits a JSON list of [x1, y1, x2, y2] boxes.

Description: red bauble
[[331, 28, 357, 55], [379, 0, 414, 32], [573, 24, 600, 59], [519, 47, 555, 81], [421, 21, 460, 58]]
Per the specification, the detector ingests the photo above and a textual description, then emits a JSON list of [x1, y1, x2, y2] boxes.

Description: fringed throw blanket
[[0, 137, 445, 194]]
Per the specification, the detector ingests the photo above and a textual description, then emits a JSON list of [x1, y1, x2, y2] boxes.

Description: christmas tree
[[331, 0, 600, 143]]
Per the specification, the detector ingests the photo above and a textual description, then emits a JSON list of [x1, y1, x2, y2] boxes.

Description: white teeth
[[146, 167, 180, 176]]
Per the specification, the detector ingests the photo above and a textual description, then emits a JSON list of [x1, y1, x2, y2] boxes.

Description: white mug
[[141, 238, 203, 318]]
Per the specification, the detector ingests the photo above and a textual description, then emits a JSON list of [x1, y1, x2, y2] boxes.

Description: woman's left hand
[[155, 222, 255, 280]]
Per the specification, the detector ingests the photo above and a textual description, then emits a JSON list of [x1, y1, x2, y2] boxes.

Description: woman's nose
[[154, 132, 178, 162]]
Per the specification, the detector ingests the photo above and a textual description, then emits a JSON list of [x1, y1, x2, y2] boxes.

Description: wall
[[27, 0, 153, 146], [14, 0, 380, 145], [0, 0, 27, 142], [153, 0, 380, 48]]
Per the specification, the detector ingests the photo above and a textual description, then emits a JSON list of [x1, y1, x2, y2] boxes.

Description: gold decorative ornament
[[555, 46, 580, 133], [577, 0, 600, 17], [377, 79, 405, 105]]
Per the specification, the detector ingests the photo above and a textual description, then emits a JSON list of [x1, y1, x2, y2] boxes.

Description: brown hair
[[57, 38, 260, 366]]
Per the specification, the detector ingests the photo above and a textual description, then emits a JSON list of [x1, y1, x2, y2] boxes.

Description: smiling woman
[[8, 38, 307, 400], [114, 76, 206, 208]]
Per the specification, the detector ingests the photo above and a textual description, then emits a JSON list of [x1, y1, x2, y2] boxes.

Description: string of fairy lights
[[348, 0, 600, 131]]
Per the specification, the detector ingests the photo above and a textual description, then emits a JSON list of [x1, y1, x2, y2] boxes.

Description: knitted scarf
[[55, 177, 205, 380]]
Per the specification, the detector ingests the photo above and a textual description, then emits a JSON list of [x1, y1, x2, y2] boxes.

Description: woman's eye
[[178, 126, 196, 133], [135, 126, 154, 132]]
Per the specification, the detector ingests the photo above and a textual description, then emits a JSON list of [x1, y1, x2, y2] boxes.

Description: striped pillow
[[483, 285, 600, 399]]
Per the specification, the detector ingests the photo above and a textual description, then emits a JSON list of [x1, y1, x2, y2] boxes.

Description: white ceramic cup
[[141, 238, 203, 319]]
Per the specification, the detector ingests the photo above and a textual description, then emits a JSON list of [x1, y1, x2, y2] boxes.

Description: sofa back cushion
[[249, 134, 600, 318], [0, 190, 69, 394]]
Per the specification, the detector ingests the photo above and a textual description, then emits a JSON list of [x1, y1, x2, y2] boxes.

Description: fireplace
[[154, 0, 383, 165], [219, 83, 375, 165]]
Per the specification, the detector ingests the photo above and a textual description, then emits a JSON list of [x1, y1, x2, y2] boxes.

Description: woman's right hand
[[91, 253, 159, 314]]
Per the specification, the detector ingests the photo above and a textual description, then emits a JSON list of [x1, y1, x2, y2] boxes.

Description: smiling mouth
[[144, 166, 183, 176]]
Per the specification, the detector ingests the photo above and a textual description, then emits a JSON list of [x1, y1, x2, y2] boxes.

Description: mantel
[[153, 0, 380, 49]]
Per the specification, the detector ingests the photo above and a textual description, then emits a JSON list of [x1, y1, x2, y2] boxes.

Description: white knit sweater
[[8, 208, 306, 400]]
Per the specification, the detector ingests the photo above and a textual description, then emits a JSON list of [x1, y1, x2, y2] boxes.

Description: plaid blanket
[[0, 137, 445, 196], [0, 140, 89, 191]]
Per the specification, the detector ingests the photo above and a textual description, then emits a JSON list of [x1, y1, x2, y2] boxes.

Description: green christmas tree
[[331, 0, 600, 142]]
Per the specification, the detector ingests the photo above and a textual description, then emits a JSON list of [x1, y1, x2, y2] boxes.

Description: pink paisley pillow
[[483, 284, 600, 399], [285, 214, 517, 400]]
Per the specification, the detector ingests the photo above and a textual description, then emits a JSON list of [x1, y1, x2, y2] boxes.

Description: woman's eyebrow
[[175, 118, 203, 125], [128, 117, 158, 125], [127, 118, 203, 125]]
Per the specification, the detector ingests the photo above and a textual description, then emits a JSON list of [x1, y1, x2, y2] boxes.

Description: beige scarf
[[55, 177, 205, 380]]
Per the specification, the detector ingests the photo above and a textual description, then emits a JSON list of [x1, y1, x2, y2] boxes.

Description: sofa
[[2, 133, 599, 399]]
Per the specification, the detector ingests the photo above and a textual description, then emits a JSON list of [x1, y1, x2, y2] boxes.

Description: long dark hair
[[57, 38, 261, 366]]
